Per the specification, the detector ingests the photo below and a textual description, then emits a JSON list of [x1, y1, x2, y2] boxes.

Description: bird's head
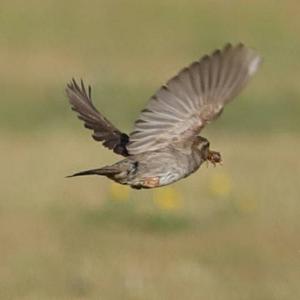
[[194, 136, 210, 154], [195, 136, 222, 166]]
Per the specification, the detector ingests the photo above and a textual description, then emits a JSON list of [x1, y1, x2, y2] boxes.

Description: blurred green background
[[1, 0, 300, 299]]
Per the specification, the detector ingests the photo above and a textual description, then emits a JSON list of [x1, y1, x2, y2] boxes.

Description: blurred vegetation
[[1, 0, 300, 299], [1, 0, 300, 134]]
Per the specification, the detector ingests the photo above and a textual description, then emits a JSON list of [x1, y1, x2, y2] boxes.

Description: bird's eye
[[197, 136, 209, 146], [201, 140, 209, 149]]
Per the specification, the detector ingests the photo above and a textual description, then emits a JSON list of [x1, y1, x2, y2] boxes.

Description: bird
[[66, 43, 261, 189]]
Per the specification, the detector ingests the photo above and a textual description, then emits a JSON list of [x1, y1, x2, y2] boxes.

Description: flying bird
[[66, 43, 261, 189]]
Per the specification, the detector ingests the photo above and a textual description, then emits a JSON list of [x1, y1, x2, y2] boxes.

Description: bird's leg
[[141, 177, 160, 188], [207, 150, 222, 167]]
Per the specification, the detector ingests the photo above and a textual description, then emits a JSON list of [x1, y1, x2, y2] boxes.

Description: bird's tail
[[66, 166, 120, 178]]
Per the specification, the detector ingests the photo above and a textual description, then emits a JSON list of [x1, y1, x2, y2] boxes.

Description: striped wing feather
[[127, 43, 261, 155], [66, 79, 129, 156]]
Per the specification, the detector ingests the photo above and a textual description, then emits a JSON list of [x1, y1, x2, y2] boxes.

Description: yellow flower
[[208, 171, 232, 197], [153, 187, 183, 211], [109, 182, 130, 201]]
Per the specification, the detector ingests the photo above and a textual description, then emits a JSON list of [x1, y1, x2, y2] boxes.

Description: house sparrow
[[66, 43, 261, 189]]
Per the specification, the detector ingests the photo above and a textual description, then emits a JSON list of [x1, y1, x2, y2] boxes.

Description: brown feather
[[127, 43, 261, 155], [66, 79, 129, 156]]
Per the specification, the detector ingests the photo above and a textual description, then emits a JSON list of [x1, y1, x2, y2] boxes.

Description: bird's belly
[[127, 149, 203, 188], [158, 171, 183, 186], [131, 170, 184, 189]]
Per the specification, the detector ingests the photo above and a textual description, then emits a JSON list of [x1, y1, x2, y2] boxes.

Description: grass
[[2, 131, 300, 299], [1, 0, 300, 299]]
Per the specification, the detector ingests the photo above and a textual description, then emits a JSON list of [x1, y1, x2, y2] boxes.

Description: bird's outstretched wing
[[127, 43, 261, 155], [66, 79, 129, 156]]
